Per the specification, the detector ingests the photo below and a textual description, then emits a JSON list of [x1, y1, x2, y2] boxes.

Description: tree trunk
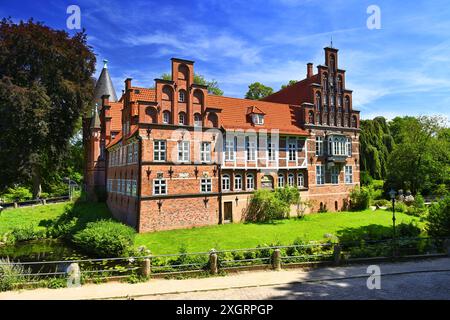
[[31, 165, 42, 199]]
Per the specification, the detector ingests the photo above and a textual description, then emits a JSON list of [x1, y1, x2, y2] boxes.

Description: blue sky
[[2, 0, 450, 120]]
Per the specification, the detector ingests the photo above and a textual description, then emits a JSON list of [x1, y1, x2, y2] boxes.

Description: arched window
[[297, 173, 304, 188], [351, 115, 358, 128], [178, 112, 186, 125], [145, 107, 157, 123], [222, 174, 230, 191], [288, 173, 295, 187], [278, 174, 285, 188], [329, 55, 336, 72], [315, 92, 321, 111], [178, 90, 187, 103], [207, 112, 218, 128], [322, 73, 328, 91], [246, 174, 255, 190], [194, 113, 202, 127], [344, 96, 350, 112], [162, 110, 170, 124], [234, 174, 242, 190], [308, 111, 314, 124], [337, 76, 343, 93]]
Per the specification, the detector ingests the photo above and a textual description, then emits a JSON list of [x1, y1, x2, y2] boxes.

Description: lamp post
[[389, 189, 397, 257], [64, 177, 73, 201]]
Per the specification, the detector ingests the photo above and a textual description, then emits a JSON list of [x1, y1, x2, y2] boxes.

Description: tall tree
[[0, 19, 96, 197], [245, 82, 274, 100], [386, 116, 450, 194], [160, 73, 223, 95]]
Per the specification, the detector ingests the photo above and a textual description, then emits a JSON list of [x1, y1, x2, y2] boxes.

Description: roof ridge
[[208, 94, 290, 107]]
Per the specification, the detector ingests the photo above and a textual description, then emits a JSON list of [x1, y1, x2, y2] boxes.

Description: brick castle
[[83, 46, 360, 232]]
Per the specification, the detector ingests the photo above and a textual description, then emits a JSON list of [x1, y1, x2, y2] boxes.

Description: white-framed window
[[222, 174, 230, 191], [246, 136, 256, 161], [201, 178, 212, 193], [331, 166, 339, 184], [154, 140, 166, 162], [288, 173, 295, 187], [200, 142, 211, 163], [178, 90, 186, 103], [246, 174, 255, 190], [297, 173, 304, 188], [224, 137, 235, 161], [346, 137, 352, 156], [234, 174, 242, 190], [153, 179, 167, 195], [316, 136, 324, 156], [252, 114, 264, 125], [194, 113, 202, 127], [345, 165, 353, 184], [288, 138, 297, 161], [278, 174, 285, 188], [177, 141, 190, 162], [268, 137, 276, 161], [162, 111, 170, 124], [178, 112, 186, 125], [316, 165, 325, 185]]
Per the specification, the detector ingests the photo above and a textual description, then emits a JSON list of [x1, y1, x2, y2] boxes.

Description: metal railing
[[1, 237, 449, 287], [0, 196, 70, 210]]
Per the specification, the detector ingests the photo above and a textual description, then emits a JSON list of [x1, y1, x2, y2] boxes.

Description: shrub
[[406, 193, 427, 217], [385, 201, 408, 213], [397, 222, 422, 238], [274, 187, 300, 206], [72, 220, 136, 257], [425, 196, 450, 237], [373, 199, 390, 207], [244, 189, 289, 222], [349, 187, 371, 211], [10, 224, 46, 242], [1, 186, 32, 202]]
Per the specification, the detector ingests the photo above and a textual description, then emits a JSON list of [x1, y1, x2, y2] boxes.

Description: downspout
[[218, 163, 223, 225]]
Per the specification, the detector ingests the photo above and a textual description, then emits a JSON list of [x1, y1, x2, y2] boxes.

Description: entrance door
[[224, 201, 233, 222]]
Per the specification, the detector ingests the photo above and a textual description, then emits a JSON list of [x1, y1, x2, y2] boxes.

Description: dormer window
[[252, 114, 264, 125]]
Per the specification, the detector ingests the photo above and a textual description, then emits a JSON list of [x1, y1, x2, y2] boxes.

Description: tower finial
[[103, 59, 108, 69], [330, 36, 333, 48]]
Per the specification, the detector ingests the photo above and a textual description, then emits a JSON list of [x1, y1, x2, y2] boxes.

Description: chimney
[[125, 78, 132, 92], [307, 63, 313, 78], [101, 94, 110, 107]]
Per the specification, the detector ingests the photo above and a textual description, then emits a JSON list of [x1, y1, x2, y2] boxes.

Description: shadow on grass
[[38, 199, 113, 237]]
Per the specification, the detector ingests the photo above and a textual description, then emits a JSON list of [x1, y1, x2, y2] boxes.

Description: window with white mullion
[[153, 179, 167, 195], [200, 142, 211, 163], [224, 137, 235, 161], [345, 166, 353, 184], [246, 136, 256, 162], [201, 178, 212, 193], [177, 141, 190, 162], [288, 138, 297, 161], [154, 140, 166, 162]]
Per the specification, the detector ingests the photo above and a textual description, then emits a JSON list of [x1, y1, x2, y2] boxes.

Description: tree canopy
[[0, 19, 96, 197], [245, 82, 274, 100]]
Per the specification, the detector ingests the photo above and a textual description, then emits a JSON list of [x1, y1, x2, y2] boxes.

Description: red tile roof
[[262, 74, 318, 105], [207, 95, 308, 136], [106, 125, 139, 149], [131, 87, 156, 102], [109, 102, 123, 132]]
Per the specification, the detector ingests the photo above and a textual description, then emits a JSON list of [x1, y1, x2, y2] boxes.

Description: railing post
[[141, 258, 151, 277], [209, 249, 218, 275], [272, 249, 281, 271], [66, 263, 81, 288], [333, 244, 341, 265], [13, 202, 18, 209], [42, 199, 47, 205]]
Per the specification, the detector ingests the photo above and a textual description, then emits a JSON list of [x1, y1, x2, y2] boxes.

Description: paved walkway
[[1, 257, 449, 300]]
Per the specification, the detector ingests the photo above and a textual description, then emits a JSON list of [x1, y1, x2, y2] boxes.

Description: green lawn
[[0, 201, 111, 235], [135, 210, 422, 254], [0, 202, 70, 234]]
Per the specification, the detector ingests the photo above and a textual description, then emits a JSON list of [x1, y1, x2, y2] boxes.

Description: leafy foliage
[[244, 189, 289, 222], [244, 82, 274, 100], [349, 186, 371, 211], [425, 196, 450, 237], [160, 73, 223, 95], [0, 186, 32, 202], [72, 220, 136, 257], [0, 19, 96, 197]]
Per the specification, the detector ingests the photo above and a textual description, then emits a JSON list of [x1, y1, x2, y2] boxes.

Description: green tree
[[245, 82, 274, 100], [160, 73, 223, 95], [281, 80, 297, 90], [0, 19, 96, 197], [386, 116, 450, 194], [425, 196, 450, 237]]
